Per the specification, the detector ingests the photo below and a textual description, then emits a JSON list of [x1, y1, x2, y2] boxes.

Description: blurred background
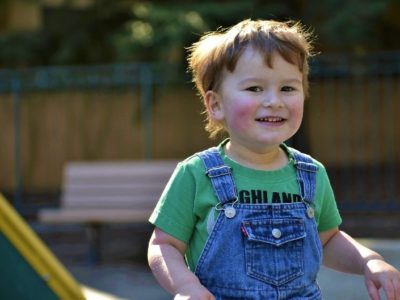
[[0, 0, 399, 298], [1, 0, 399, 233]]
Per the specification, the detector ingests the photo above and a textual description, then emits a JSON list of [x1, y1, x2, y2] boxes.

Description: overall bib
[[195, 147, 323, 299]]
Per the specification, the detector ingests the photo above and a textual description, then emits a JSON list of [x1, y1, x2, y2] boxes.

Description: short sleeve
[[149, 161, 197, 243], [315, 164, 342, 232]]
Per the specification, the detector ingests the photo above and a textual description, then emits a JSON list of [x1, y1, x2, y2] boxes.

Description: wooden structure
[[38, 160, 177, 263]]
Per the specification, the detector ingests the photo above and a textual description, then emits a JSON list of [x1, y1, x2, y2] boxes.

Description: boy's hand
[[174, 282, 215, 300], [364, 258, 400, 300]]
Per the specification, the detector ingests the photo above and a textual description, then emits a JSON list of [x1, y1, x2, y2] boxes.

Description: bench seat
[[38, 160, 178, 263], [38, 208, 153, 223]]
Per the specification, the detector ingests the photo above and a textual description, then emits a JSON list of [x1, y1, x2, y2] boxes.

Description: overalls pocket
[[241, 218, 306, 286]]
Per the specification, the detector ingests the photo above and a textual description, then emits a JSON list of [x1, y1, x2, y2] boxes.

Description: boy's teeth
[[257, 117, 283, 122]]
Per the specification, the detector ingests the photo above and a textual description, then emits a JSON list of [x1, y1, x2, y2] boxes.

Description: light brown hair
[[187, 19, 314, 138]]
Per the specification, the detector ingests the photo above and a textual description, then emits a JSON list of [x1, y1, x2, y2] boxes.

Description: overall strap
[[291, 148, 319, 203], [196, 147, 237, 206]]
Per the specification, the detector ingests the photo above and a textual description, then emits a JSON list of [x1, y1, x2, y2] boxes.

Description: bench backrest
[[61, 161, 178, 209]]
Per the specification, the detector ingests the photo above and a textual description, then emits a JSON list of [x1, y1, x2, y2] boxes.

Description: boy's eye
[[246, 86, 263, 92], [281, 86, 296, 92]]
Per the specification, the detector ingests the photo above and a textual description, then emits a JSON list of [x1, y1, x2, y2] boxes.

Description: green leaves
[[0, 0, 398, 68]]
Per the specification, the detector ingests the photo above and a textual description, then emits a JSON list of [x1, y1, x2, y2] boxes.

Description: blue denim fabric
[[291, 148, 319, 203], [196, 147, 323, 299], [199, 147, 237, 206]]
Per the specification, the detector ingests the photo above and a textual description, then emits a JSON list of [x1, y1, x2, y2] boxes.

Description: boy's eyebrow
[[282, 78, 303, 85], [238, 77, 262, 84], [238, 77, 302, 85]]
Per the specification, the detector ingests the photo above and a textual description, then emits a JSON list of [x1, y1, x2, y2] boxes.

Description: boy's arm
[[320, 228, 400, 300], [148, 227, 215, 300]]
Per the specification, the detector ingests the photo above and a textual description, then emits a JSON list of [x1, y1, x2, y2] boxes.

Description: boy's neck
[[224, 141, 289, 171]]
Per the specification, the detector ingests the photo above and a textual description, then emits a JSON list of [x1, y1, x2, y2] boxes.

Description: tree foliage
[[0, 0, 398, 68]]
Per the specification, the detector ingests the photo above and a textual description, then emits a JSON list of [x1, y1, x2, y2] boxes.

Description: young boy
[[147, 19, 400, 299]]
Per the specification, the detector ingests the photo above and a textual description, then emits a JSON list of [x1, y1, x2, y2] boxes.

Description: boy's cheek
[[226, 104, 254, 130], [292, 105, 304, 125]]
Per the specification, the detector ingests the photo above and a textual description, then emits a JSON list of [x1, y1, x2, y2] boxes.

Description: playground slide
[[0, 193, 86, 300]]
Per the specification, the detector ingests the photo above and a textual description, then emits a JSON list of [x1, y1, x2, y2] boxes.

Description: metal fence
[[0, 63, 160, 213], [1, 52, 399, 214], [309, 52, 400, 212]]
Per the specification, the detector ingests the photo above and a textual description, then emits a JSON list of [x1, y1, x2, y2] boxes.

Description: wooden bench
[[38, 160, 178, 263]]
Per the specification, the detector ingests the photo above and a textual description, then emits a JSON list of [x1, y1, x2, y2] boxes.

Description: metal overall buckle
[[215, 198, 239, 219]]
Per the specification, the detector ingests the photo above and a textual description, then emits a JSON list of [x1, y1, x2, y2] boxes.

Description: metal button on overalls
[[272, 228, 282, 239]]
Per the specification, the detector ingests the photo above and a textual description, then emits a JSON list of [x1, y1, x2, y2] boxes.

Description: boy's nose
[[262, 91, 284, 108]]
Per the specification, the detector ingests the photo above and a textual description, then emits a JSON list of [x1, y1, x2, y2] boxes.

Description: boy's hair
[[187, 19, 314, 138]]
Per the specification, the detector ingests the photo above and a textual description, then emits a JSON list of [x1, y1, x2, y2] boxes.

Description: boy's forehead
[[232, 47, 299, 71]]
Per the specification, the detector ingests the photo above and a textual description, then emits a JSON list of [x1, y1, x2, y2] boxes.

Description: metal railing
[[1, 52, 399, 214], [309, 52, 400, 212], [0, 63, 159, 212]]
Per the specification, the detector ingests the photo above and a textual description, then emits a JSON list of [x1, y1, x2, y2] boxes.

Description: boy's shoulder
[[285, 145, 327, 171], [177, 148, 213, 170], [180, 145, 221, 166], [182, 140, 227, 163], [176, 144, 227, 177]]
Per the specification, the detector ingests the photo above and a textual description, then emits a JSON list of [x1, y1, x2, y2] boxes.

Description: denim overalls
[[195, 147, 323, 299]]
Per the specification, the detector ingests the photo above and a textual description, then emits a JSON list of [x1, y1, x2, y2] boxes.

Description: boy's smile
[[206, 46, 304, 164]]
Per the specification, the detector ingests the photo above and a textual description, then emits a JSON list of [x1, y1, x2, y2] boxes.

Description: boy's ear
[[204, 90, 224, 121]]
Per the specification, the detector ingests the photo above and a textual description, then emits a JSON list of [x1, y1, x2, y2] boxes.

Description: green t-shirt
[[149, 141, 342, 271]]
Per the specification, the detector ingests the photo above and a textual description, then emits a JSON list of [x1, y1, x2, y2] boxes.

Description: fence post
[[12, 77, 22, 212], [140, 64, 153, 159]]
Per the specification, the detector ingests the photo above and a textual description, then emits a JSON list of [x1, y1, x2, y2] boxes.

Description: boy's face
[[206, 47, 304, 153]]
